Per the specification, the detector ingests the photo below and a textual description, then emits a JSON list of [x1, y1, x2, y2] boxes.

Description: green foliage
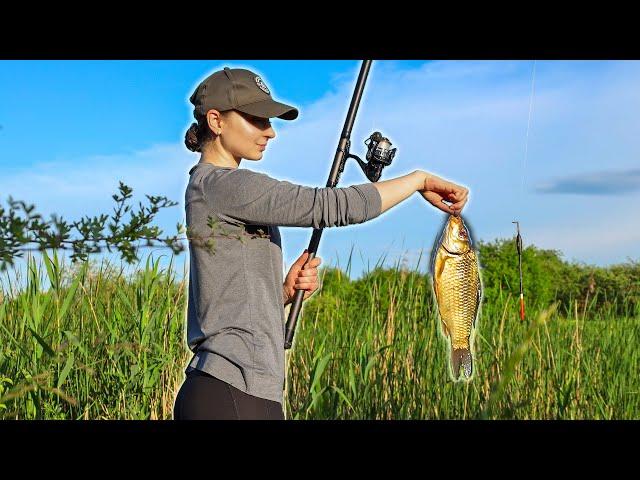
[[0, 184, 248, 273], [477, 238, 640, 318], [0, 183, 186, 270]]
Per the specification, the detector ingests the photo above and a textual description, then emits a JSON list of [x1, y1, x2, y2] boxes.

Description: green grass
[[0, 248, 638, 419], [0, 251, 188, 419]]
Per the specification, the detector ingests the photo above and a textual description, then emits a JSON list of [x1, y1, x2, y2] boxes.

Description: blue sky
[[1, 60, 639, 288]]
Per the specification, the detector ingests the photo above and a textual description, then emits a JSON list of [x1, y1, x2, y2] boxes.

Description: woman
[[172, 66, 469, 420]]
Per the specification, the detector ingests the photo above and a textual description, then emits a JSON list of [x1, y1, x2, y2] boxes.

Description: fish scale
[[437, 250, 479, 350]]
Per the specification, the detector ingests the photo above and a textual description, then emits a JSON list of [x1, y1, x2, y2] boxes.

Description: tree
[[0, 182, 241, 272]]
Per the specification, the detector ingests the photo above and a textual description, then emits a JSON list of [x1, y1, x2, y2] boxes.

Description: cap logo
[[255, 76, 271, 95]]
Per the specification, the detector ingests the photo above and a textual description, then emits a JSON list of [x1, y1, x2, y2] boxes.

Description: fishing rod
[[284, 60, 397, 350], [512, 221, 525, 321]]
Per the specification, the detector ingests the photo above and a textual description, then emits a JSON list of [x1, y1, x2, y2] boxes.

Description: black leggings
[[173, 369, 285, 420]]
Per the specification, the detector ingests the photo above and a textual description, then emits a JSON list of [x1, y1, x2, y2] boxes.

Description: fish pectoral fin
[[440, 318, 450, 338], [432, 257, 442, 298], [432, 276, 439, 300], [473, 283, 481, 328], [433, 254, 448, 338]]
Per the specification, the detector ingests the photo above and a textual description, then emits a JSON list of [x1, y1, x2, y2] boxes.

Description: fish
[[431, 214, 482, 381]]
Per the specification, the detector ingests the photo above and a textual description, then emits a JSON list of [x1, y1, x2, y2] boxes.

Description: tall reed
[[1, 248, 637, 419]]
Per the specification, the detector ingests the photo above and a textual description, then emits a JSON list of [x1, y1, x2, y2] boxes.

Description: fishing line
[[521, 60, 537, 206], [514, 60, 537, 322]]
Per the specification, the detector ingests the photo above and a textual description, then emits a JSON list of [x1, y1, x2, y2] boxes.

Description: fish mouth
[[447, 216, 464, 230]]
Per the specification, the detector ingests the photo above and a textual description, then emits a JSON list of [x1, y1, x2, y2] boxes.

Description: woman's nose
[[265, 126, 276, 139]]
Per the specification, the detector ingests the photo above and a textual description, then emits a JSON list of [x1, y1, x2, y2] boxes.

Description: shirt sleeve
[[201, 168, 382, 228]]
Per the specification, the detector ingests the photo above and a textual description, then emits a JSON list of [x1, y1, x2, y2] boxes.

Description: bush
[[476, 238, 639, 318]]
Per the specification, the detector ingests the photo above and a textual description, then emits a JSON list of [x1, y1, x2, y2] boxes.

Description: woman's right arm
[[373, 170, 469, 216], [372, 170, 425, 214], [202, 168, 468, 228]]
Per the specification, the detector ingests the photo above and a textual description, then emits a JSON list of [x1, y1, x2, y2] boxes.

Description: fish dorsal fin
[[433, 250, 450, 338]]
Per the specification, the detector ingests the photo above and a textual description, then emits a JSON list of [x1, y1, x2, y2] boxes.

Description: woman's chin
[[246, 152, 263, 161]]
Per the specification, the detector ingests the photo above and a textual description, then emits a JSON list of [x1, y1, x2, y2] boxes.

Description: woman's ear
[[206, 109, 222, 134]]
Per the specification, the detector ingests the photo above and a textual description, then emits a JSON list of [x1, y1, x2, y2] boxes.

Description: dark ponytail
[[184, 114, 216, 153]]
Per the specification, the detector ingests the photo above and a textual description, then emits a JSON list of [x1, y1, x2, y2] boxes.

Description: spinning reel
[[343, 131, 397, 182]]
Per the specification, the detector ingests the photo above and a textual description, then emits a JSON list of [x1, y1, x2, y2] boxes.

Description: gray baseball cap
[[189, 67, 299, 121]]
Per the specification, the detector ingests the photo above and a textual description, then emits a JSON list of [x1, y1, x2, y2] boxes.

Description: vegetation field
[[1, 240, 638, 419]]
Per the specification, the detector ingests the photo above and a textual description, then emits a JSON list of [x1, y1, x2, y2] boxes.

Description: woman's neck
[[199, 143, 241, 169]]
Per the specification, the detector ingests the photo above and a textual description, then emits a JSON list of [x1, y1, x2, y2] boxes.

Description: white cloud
[[535, 168, 640, 195], [525, 211, 640, 264], [0, 143, 193, 220]]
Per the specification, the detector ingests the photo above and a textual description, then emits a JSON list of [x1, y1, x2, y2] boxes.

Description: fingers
[[295, 260, 321, 290], [424, 191, 457, 215], [449, 199, 467, 216], [447, 186, 468, 201], [295, 279, 319, 289], [428, 176, 468, 199], [449, 192, 468, 214], [444, 185, 468, 203], [423, 182, 469, 215], [444, 193, 467, 211], [435, 194, 466, 215], [294, 257, 322, 291], [302, 256, 322, 269], [298, 268, 318, 278]]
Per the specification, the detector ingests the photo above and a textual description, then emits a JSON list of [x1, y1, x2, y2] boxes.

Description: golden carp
[[431, 214, 482, 381]]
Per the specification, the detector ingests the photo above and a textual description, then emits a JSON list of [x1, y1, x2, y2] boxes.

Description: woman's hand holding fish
[[419, 172, 469, 216]]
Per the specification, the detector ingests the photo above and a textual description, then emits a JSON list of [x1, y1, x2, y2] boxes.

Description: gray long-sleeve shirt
[[184, 162, 383, 404]]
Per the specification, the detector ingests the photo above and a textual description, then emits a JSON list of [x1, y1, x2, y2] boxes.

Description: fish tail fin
[[451, 348, 473, 380]]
